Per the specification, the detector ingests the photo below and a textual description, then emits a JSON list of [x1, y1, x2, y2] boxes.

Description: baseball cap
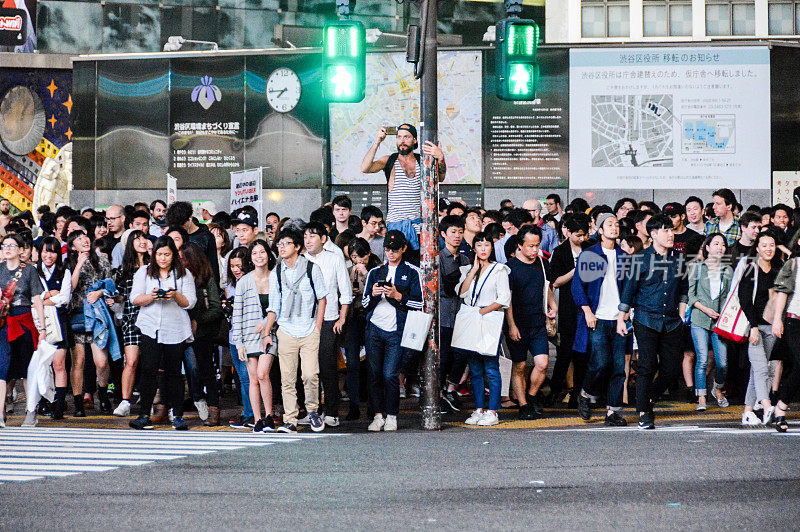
[[397, 123, 417, 139], [232, 210, 258, 228], [662, 202, 686, 217], [384, 230, 407, 250]]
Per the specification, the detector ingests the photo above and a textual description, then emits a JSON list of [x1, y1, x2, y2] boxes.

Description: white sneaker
[[113, 400, 131, 417], [368, 414, 385, 432], [742, 411, 761, 426], [384, 415, 398, 431], [763, 405, 775, 425], [22, 410, 37, 427], [168, 408, 175, 423], [324, 415, 339, 427], [465, 410, 485, 425], [477, 411, 499, 426], [297, 414, 311, 425], [410, 385, 421, 398], [194, 399, 209, 421], [0, 414, 5, 428], [399, 385, 406, 399]]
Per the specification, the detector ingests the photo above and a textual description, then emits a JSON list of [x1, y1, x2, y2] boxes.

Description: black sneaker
[[129, 415, 154, 430], [442, 391, 461, 412], [518, 404, 536, 420], [604, 411, 628, 426], [261, 415, 275, 432], [99, 398, 113, 415], [229, 415, 255, 429], [346, 403, 360, 421], [530, 396, 544, 417], [253, 418, 267, 433], [276, 423, 297, 433], [637, 411, 655, 430], [172, 416, 189, 431], [578, 394, 592, 421], [73, 406, 86, 418]]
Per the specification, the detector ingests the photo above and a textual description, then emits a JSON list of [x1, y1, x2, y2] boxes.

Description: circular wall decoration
[[0, 85, 46, 156]]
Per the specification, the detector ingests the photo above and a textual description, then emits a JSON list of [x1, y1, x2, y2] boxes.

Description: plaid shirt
[[705, 215, 741, 246]]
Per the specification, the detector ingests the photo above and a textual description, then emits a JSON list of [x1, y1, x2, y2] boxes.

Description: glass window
[[581, 1, 630, 38], [643, 1, 692, 37], [670, 4, 693, 36], [706, 3, 732, 35], [643, 5, 668, 36], [768, 2, 799, 34], [581, 5, 607, 37], [607, 5, 630, 37], [732, 3, 756, 35]]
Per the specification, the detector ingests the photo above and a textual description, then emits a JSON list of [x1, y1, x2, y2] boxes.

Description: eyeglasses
[[1, 244, 19, 249], [276, 242, 295, 248], [105, 215, 123, 221]]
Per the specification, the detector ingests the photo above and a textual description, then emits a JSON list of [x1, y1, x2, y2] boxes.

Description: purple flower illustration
[[191, 76, 222, 110]]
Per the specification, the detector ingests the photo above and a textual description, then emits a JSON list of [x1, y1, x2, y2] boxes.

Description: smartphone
[[624, 321, 634, 336], [377, 281, 391, 288], [385, 126, 397, 135]]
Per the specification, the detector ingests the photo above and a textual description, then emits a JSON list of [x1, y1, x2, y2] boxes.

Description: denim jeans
[[229, 344, 253, 419], [690, 324, 728, 396], [582, 319, 627, 410], [366, 322, 403, 416], [344, 310, 367, 405], [468, 351, 501, 411], [183, 346, 202, 402]]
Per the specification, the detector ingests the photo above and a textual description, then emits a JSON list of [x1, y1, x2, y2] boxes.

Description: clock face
[[266, 67, 301, 113]]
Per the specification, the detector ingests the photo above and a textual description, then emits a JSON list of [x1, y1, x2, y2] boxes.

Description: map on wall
[[591, 94, 674, 168], [329, 51, 482, 185]]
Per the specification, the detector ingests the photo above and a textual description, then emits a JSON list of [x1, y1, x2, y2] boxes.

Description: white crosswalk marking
[[533, 424, 797, 436], [0, 427, 340, 484]]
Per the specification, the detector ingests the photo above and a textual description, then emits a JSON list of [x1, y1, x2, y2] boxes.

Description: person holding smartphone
[[129, 236, 197, 430]]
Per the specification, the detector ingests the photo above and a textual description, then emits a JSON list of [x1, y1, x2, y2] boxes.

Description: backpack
[[276, 260, 318, 316], [383, 152, 421, 182]]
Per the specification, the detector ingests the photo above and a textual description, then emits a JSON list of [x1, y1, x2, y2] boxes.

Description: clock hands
[[268, 88, 289, 98]]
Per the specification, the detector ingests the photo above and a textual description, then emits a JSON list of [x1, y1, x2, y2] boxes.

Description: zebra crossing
[[0, 427, 337, 483]]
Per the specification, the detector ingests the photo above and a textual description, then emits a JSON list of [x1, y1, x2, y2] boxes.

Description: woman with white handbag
[[455, 231, 511, 427], [36, 236, 72, 420]]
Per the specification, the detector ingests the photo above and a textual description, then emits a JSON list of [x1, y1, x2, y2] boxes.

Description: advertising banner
[[230, 167, 262, 225], [569, 46, 770, 190]]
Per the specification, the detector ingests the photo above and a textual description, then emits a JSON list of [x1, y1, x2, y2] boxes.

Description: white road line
[[0, 427, 332, 484]]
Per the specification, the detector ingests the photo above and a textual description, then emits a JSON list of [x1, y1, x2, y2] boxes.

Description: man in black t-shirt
[[505, 225, 558, 420], [166, 201, 220, 284], [664, 203, 703, 259]]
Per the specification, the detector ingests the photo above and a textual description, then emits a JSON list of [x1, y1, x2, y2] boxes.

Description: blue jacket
[[83, 278, 122, 361], [363, 261, 423, 334], [571, 243, 629, 353]]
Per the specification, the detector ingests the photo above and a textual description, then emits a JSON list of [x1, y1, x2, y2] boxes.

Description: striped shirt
[[387, 156, 422, 232]]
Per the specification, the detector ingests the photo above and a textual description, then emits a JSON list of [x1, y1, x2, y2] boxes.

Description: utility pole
[[416, 0, 441, 430]]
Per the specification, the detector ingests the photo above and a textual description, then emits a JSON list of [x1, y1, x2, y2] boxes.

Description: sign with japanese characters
[[169, 57, 245, 188], [167, 174, 177, 205], [569, 46, 770, 190], [230, 168, 263, 225]]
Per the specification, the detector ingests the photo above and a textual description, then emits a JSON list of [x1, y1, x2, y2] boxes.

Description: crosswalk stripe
[[0, 427, 333, 484]]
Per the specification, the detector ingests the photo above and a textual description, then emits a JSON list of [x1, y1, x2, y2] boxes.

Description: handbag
[[452, 264, 504, 356], [540, 259, 557, 339], [32, 305, 63, 345], [713, 263, 753, 343], [400, 310, 433, 351], [0, 267, 24, 329]]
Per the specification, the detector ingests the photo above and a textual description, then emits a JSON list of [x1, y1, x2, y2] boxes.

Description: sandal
[[775, 416, 789, 433]]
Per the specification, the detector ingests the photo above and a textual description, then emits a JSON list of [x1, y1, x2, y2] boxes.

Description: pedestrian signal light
[[322, 20, 366, 103], [496, 19, 539, 100]]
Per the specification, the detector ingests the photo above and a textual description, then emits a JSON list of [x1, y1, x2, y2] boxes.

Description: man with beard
[[360, 124, 446, 264], [0, 198, 12, 232]]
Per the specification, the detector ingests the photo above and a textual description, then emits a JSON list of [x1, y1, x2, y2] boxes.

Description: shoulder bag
[[452, 264, 504, 356]]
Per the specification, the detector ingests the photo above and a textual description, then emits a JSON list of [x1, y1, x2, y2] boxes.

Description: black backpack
[[276, 260, 318, 315]]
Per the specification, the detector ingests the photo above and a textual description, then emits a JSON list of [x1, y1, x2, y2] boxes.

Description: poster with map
[[329, 51, 482, 185], [570, 46, 770, 189]]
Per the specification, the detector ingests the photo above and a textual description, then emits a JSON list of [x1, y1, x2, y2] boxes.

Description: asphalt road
[[2, 421, 799, 530]]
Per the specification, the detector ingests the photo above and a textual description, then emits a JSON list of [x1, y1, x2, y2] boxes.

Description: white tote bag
[[401, 310, 434, 351], [451, 264, 504, 356], [32, 304, 63, 345]]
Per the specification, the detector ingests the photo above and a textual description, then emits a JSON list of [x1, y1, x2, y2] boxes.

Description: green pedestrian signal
[[322, 20, 366, 103], [496, 19, 539, 100]]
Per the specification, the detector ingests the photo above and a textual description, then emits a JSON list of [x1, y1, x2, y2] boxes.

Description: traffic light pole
[[418, 0, 441, 430]]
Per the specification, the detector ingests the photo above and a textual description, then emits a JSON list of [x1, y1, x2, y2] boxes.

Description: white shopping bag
[[26, 340, 57, 412], [401, 310, 433, 351], [499, 342, 513, 397], [451, 305, 504, 356]]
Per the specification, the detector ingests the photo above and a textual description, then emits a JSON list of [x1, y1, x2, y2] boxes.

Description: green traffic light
[[508, 63, 534, 96], [507, 24, 537, 57], [327, 65, 355, 97], [322, 20, 366, 103]]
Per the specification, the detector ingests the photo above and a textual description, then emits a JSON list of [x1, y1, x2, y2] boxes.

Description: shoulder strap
[[276, 264, 282, 296], [383, 152, 399, 181]]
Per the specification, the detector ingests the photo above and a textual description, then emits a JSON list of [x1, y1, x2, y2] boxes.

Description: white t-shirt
[[370, 265, 398, 332], [595, 248, 620, 321], [708, 267, 722, 300]]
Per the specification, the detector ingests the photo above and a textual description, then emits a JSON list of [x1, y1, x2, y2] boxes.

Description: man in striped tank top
[[360, 124, 447, 265]]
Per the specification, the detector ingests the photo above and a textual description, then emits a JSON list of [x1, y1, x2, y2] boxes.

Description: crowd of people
[[0, 184, 798, 434], [2, 118, 800, 435]]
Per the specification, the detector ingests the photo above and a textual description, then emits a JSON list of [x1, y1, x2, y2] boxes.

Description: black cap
[[384, 230, 407, 250], [662, 202, 685, 217], [232, 210, 258, 228], [397, 123, 417, 139]]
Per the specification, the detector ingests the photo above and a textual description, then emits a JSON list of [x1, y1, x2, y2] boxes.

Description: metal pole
[[419, 0, 441, 430]]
